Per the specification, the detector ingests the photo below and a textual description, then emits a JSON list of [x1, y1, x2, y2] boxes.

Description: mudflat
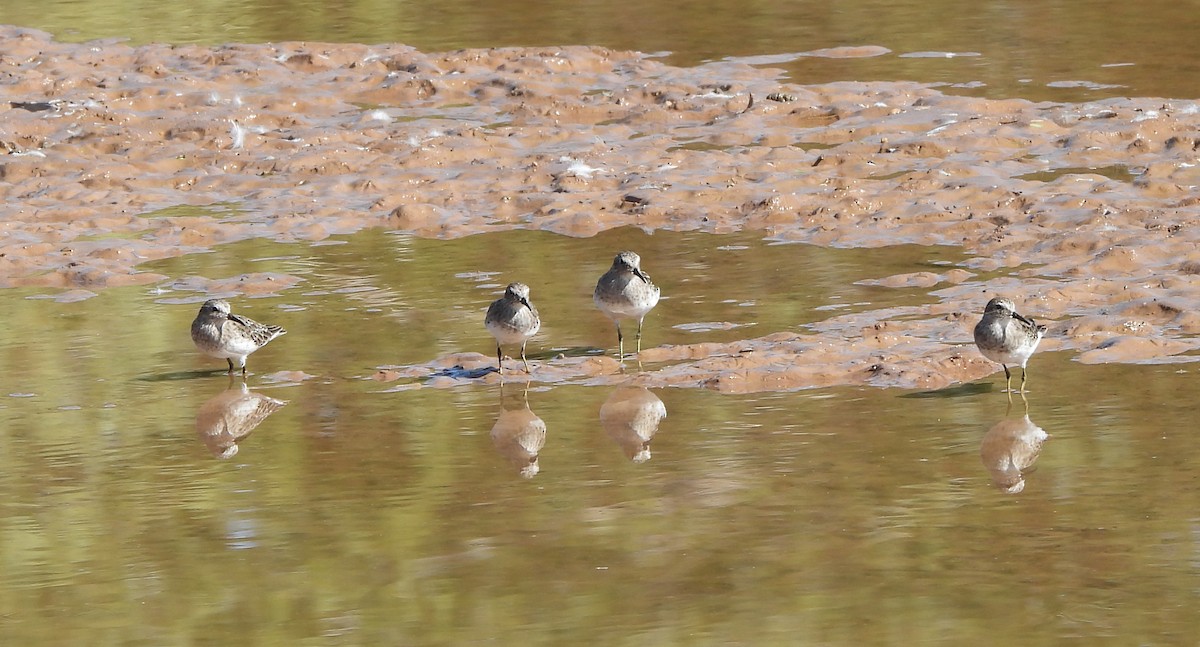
[[3, 26, 1198, 391]]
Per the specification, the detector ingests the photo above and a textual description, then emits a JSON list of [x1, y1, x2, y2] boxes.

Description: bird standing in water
[[191, 299, 286, 375], [594, 251, 661, 361], [484, 282, 541, 375], [973, 297, 1047, 393]]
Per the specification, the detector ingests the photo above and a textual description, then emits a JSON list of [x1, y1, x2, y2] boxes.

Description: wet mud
[[3, 26, 1199, 391]]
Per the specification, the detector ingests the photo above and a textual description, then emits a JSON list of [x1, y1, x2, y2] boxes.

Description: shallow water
[[2, 230, 1200, 643], [4, 356, 1200, 643], [3, 6, 1200, 645], [6, 0, 1199, 101], [141, 227, 962, 369]]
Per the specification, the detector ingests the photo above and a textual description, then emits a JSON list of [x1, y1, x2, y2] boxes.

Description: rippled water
[[4, 4, 1200, 643], [2, 229, 1199, 643], [5, 0, 1199, 101], [141, 227, 962, 368]]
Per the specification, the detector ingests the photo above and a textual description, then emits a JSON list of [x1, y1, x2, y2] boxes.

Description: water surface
[[2, 229, 1199, 644], [142, 228, 963, 369], [3, 5, 1199, 641], [3, 0, 1198, 101]]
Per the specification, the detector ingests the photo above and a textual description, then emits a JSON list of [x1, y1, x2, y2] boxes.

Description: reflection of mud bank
[[5, 27, 1200, 386]]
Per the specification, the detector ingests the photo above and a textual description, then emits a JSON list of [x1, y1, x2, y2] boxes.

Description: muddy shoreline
[[3, 26, 1199, 390]]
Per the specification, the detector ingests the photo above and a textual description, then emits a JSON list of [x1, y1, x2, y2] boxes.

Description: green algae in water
[[1016, 164, 1139, 183], [793, 141, 837, 150], [666, 141, 732, 152], [138, 202, 244, 219]]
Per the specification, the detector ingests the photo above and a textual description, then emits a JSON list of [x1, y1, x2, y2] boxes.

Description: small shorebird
[[594, 250, 661, 360], [191, 299, 286, 375], [484, 282, 541, 374], [973, 297, 1047, 393]]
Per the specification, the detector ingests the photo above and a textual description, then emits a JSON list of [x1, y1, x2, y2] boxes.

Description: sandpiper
[[973, 297, 1047, 393], [484, 282, 541, 374], [594, 250, 661, 360], [191, 299, 286, 375]]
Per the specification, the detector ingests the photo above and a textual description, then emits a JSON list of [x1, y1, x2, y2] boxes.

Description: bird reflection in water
[[979, 396, 1048, 494], [195, 380, 288, 459], [599, 386, 667, 463], [490, 385, 546, 478]]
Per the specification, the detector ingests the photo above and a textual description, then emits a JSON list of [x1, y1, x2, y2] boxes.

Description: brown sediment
[[3, 26, 1200, 391]]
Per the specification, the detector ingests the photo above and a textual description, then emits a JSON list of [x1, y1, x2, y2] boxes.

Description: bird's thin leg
[[1003, 365, 1012, 393], [619, 326, 626, 360], [241, 363, 248, 377], [1020, 367, 1028, 393], [227, 358, 235, 374], [521, 341, 531, 374], [636, 317, 644, 354], [496, 344, 504, 376]]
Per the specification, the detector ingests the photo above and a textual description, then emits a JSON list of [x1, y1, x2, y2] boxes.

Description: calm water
[[141, 227, 962, 368], [3, 0, 1199, 101], [4, 3, 1200, 643], [1, 228, 1199, 644]]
